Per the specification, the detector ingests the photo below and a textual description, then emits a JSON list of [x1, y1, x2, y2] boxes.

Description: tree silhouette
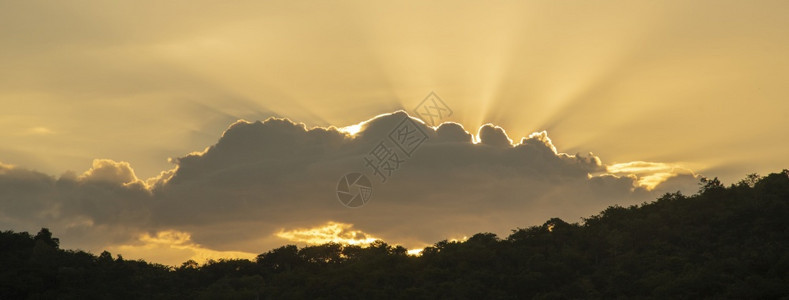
[[1, 170, 789, 298]]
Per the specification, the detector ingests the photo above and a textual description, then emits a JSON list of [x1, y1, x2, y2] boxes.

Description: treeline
[[1, 171, 788, 299]]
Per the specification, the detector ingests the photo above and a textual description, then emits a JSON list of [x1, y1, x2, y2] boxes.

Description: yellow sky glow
[[1, 0, 788, 266], [1, 1, 787, 184], [108, 230, 256, 266], [276, 222, 427, 255]]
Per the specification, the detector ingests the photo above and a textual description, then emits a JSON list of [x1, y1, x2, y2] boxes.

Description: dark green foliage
[[1, 171, 788, 299]]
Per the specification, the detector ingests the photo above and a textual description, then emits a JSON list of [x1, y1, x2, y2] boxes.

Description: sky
[[1, 1, 788, 265]]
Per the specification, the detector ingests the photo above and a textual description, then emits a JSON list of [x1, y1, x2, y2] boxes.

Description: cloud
[[606, 161, 697, 190], [477, 124, 513, 147], [78, 159, 145, 187], [0, 111, 701, 265]]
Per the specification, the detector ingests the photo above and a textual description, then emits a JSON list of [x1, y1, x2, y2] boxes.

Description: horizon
[[2, 0, 788, 269]]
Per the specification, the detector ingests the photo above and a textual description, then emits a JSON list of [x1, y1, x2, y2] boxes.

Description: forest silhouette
[[2, 170, 788, 299]]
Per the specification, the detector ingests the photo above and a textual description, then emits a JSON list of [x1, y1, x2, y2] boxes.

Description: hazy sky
[[1, 1, 788, 264]]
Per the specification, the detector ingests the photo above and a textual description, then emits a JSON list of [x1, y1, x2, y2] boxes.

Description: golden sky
[[1, 1, 788, 265]]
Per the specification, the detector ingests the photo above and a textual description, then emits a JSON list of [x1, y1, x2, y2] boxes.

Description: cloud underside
[[0, 111, 698, 265]]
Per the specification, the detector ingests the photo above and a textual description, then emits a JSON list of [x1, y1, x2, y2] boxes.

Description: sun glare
[[407, 248, 424, 256], [338, 123, 363, 136], [108, 230, 256, 266], [605, 161, 696, 190], [276, 221, 380, 246]]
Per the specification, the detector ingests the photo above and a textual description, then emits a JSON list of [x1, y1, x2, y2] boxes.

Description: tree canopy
[[2, 170, 788, 299]]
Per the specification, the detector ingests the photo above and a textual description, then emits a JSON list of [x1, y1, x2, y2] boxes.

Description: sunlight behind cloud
[[276, 222, 379, 246], [338, 123, 363, 136], [606, 161, 696, 190], [277, 222, 430, 256], [108, 230, 256, 266]]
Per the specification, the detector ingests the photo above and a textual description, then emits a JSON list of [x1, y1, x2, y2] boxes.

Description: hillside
[[2, 171, 788, 299]]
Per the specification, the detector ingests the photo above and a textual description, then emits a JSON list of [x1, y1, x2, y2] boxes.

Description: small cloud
[[606, 161, 696, 190], [523, 131, 558, 154], [144, 168, 177, 189], [21, 127, 55, 136], [79, 159, 145, 187], [477, 124, 513, 147]]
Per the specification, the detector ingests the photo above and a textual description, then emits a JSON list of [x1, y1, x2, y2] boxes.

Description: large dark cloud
[[0, 111, 699, 260]]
